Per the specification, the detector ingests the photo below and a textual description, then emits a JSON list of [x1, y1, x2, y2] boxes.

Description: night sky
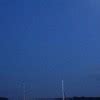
[[0, 0, 100, 99]]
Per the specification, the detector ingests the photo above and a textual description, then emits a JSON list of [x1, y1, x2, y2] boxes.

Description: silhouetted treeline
[[33, 97, 100, 100], [72, 97, 100, 100], [0, 97, 8, 100]]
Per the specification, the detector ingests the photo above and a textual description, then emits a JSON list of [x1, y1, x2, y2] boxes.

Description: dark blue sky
[[0, 0, 100, 99]]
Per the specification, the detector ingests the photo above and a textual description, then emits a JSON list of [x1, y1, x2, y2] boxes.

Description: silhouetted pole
[[62, 80, 65, 100]]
